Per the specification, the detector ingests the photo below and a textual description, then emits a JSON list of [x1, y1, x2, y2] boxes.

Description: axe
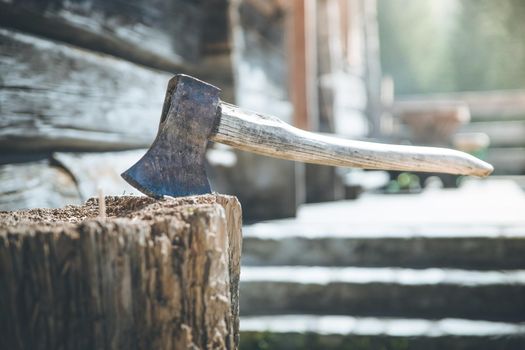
[[122, 75, 493, 198]]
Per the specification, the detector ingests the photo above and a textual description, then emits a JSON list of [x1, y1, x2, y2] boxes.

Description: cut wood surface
[[0, 0, 201, 70], [0, 194, 242, 350], [0, 28, 169, 151]]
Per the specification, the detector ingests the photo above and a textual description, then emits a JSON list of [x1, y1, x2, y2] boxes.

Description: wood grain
[[395, 90, 525, 121], [53, 151, 144, 200], [0, 160, 81, 210], [0, 0, 201, 70], [0, 194, 242, 350], [212, 102, 494, 177], [0, 28, 169, 151], [486, 148, 525, 175], [0, 151, 145, 211], [460, 120, 525, 147]]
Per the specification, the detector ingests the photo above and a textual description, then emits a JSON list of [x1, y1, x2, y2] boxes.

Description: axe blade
[[121, 75, 221, 198]]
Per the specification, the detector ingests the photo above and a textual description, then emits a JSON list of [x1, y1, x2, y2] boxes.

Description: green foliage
[[385, 172, 421, 193], [378, 0, 525, 94]]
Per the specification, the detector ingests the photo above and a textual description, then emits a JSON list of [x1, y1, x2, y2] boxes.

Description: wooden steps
[[240, 267, 525, 321], [239, 182, 525, 349], [486, 148, 525, 175], [242, 235, 525, 270], [240, 316, 525, 350]]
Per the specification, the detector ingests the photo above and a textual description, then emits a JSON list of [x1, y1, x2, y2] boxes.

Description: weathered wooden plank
[[0, 150, 144, 211], [240, 325, 525, 350], [0, 194, 242, 350], [286, 0, 318, 130], [395, 90, 525, 121], [242, 235, 525, 270], [52, 151, 144, 200], [362, 0, 382, 137], [393, 100, 470, 117], [0, 0, 203, 71], [201, 0, 231, 55], [0, 28, 170, 151], [240, 268, 525, 321], [0, 149, 245, 211], [460, 121, 525, 147], [486, 148, 525, 175], [0, 161, 81, 210], [316, 0, 368, 137]]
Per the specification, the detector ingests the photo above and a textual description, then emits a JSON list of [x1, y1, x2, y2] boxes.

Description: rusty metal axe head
[[121, 75, 220, 198]]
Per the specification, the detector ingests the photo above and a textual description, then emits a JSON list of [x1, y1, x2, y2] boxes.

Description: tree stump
[[0, 194, 242, 350]]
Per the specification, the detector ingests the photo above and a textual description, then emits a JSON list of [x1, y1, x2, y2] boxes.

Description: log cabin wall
[[0, 0, 234, 210], [0, 0, 302, 219], [0, 0, 380, 218]]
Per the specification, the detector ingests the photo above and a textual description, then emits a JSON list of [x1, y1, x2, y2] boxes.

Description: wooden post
[[287, 0, 319, 131], [362, 0, 383, 137], [0, 194, 242, 350]]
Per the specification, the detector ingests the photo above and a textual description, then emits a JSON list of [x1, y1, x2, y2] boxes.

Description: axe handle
[[211, 102, 493, 177]]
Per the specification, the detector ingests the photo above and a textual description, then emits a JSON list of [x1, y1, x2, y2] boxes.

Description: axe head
[[121, 75, 220, 198]]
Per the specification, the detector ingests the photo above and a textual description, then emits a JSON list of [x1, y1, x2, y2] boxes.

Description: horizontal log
[[0, 148, 243, 211], [0, 0, 203, 71], [242, 235, 525, 270], [395, 90, 525, 121], [0, 150, 146, 210], [240, 267, 525, 321], [486, 148, 525, 175], [0, 28, 170, 151], [52, 151, 144, 200], [201, 0, 231, 55], [240, 319, 525, 350], [460, 120, 525, 147], [393, 100, 470, 116], [0, 194, 242, 350], [0, 160, 81, 210]]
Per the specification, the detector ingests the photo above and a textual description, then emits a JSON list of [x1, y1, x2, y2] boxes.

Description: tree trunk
[[0, 194, 242, 350]]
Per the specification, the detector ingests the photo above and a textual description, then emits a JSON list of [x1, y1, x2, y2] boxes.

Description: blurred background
[[1, 0, 524, 349]]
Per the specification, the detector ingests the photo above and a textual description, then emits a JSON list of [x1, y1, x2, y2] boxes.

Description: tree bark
[[0, 194, 242, 350]]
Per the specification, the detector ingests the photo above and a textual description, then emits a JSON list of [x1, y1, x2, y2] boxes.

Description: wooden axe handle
[[211, 102, 493, 177]]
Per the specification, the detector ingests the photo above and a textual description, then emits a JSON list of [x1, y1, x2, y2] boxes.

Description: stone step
[[243, 180, 525, 269], [240, 315, 525, 350], [240, 267, 525, 321], [486, 147, 525, 175], [242, 234, 525, 269]]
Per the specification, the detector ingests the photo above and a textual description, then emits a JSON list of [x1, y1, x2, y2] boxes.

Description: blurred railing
[[392, 90, 525, 175]]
